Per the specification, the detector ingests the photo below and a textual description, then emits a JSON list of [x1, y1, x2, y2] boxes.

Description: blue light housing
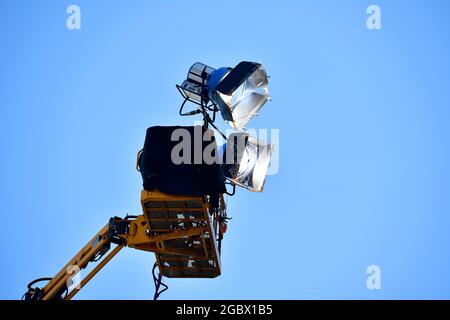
[[178, 61, 270, 131]]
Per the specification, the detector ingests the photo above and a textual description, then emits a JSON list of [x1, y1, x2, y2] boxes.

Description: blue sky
[[1, 0, 450, 299]]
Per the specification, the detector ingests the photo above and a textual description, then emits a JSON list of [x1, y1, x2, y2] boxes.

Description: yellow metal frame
[[35, 190, 225, 300], [140, 190, 222, 279]]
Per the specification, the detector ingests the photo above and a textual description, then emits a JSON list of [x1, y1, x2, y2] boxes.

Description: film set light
[[177, 61, 274, 194], [221, 133, 274, 193], [176, 61, 270, 131], [22, 60, 275, 301]]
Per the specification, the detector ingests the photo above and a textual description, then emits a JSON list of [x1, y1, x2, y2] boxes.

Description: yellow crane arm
[[24, 217, 129, 300], [24, 191, 228, 300]]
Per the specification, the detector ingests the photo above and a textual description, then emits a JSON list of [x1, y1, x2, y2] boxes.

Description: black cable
[[27, 277, 53, 290], [25, 278, 69, 300], [23, 277, 54, 300], [179, 97, 202, 117], [152, 262, 168, 300], [205, 102, 220, 112], [200, 109, 227, 140], [225, 182, 236, 196]]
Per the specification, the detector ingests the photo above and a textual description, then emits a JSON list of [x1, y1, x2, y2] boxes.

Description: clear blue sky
[[1, 0, 450, 299]]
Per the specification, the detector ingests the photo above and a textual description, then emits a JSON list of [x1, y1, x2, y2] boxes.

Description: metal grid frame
[[141, 190, 222, 278]]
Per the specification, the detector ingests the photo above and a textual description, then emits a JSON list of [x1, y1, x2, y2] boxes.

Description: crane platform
[[140, 190, 222, 278]]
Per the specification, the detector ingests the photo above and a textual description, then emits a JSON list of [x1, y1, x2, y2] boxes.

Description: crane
[[23, 60, 273, 300], [23, 190, 228, 300]]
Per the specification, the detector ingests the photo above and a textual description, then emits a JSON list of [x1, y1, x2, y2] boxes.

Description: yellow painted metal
[[39, 190, 225, 299], [42, 224, 110, 300], [64, 243, 125, 300], [141, 190, 223, 278]]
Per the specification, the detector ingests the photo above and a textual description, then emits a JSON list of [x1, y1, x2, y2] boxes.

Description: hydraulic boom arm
[[24, 192, 228, 300]]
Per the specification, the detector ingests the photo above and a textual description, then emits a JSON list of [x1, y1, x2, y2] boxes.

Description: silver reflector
[[223, 133, 274, 192], [216, 64, 270, 131]]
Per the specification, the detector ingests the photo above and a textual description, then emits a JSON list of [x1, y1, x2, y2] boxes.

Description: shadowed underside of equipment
[[141, 190, 221, 278]]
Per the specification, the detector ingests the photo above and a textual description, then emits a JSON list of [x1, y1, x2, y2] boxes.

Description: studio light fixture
[[221, 133, 274, 192], [177, 61, 270, 131], [177, 60, 274, 193], [22, 59, 276, 302]]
